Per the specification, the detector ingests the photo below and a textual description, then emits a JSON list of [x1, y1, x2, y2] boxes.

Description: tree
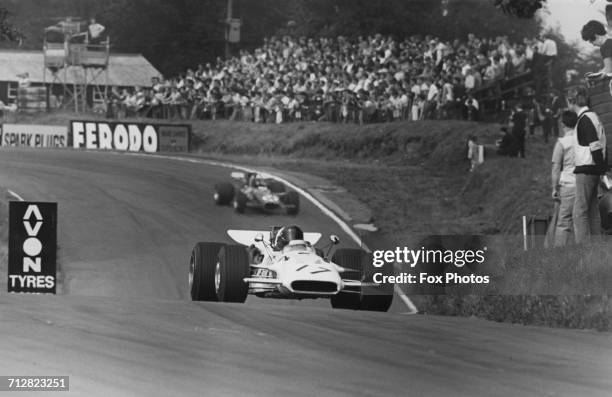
[[94, 0, 227, 75], [262, 0, 541, 42], [493, 0, 546, 19], [0, 6, 22, 44]]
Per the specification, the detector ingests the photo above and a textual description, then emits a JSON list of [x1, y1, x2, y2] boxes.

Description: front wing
[[245, 193, 293, 210], [242, 277, 377, 295]]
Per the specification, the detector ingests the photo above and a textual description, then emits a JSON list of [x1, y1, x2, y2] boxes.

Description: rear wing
[[230, 171, 246, 181], [227, 230, 322, 247]]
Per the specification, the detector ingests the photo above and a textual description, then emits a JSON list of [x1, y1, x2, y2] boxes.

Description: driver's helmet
[[274, 225, 304, 250]]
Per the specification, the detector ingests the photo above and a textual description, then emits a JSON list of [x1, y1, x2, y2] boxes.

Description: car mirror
[[330, 235, 340, 245], [254, 233, 264, 242]]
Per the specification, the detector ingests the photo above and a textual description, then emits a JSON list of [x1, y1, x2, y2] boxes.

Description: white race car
[[188, 225, 393, 311]]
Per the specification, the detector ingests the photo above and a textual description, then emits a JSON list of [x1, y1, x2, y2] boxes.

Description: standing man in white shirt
[[87, 18, 106, 45], [464, 68, 475, 92], [424, 80, 439, 120], [540, 33, 558, 91]]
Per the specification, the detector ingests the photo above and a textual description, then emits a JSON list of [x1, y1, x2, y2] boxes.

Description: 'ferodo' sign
[[8, 202, 57, 294], [71, 121, 160, 153], [1, 124, 68, 148]]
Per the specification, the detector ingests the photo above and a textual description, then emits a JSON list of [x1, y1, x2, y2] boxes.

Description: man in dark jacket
[[511, 103, 528, 158], [497, 126, 519, 157], [567, 86, 607, 243], [547, 89, 562, 137]]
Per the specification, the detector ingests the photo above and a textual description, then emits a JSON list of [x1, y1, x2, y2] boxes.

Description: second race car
[[214, 172, 300, 215]]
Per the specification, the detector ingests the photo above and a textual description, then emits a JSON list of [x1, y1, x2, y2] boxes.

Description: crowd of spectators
[[107, 32, 556, 124]]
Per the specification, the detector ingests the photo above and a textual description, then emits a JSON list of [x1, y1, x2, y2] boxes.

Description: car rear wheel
[[214, 182, 234, 205], [330, 249, 364, 310], [359, 288, 394, 312], [267, 180, 286, 193], [331, 248, 393, 312], [233, 191, 247, 213], [190, 242, 225, 301], [360, 251, 394, 312], [215, 245, 250, 303], [284, 191, 300, 215]]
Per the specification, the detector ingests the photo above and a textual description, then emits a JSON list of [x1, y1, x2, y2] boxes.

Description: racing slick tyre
[[216, 245, 250, 303], [233, 191, 247, 213], [330, 249, 393, 312], [214, 182, 234, 205], [190, 242, 225, 301], [330, 249, 363, 310], [359, 251, 394, 312], [359, 294, 393, 312], [284, 191, 300, 215], [267, 180, 286, 193]]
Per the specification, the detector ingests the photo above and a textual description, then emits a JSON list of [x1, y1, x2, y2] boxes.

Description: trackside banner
[[70, 121, 190, 153], [1, 124, 68, 148], [8, 202, 57, 294]]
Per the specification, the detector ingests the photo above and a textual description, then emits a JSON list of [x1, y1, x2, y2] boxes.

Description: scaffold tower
[[42, 18, 110, 113]]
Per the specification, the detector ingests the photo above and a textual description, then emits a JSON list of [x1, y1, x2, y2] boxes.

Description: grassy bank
[[406, 237, 612, 331], [412, 295, 611, 331]]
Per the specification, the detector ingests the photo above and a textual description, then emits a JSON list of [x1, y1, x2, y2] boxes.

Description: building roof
[[0, 50, 161, 87]]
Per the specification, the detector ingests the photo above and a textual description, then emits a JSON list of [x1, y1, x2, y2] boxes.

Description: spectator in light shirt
[[87, 17, 105, 45]]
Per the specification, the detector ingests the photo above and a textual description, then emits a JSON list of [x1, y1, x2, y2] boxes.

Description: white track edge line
[[7, 189, 24, 201]]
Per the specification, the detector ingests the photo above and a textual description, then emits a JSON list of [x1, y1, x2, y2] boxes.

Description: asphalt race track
[[0, 148, 611, 396], [0, 148, 362, 299]]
